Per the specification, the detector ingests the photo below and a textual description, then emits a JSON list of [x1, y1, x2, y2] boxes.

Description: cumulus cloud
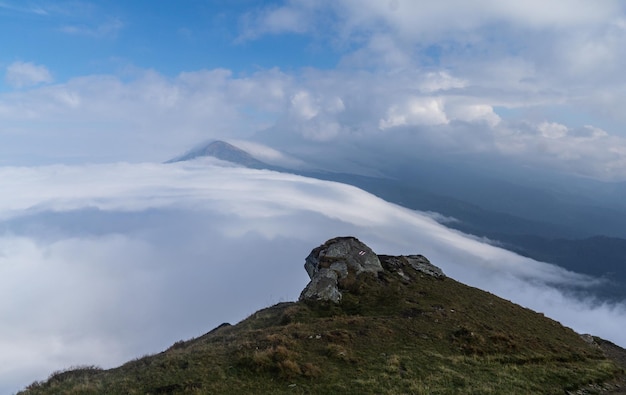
[[0, 68, 292, 164], [5, 61, 53, 88], [447, 103, 501, 127], [282, 90, 347, 141], [230, 0, 626, 179], [379, 97, 448, 129], [3, 62, 626, 179], [538, 121, 568, 139], [1, 161, 626, 393]]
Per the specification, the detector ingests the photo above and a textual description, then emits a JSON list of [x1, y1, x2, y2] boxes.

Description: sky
[[2, 1, 626, 392], [1, 0, 626, 178]]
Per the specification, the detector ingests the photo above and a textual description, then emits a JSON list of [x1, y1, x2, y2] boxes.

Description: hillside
[[166, 140, 626, 299], [20, 237, 626, 395]]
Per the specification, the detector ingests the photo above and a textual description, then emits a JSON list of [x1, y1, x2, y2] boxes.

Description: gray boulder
[[405, 255, 445, 278], [378, 254, 446, 282], [299, 237, 447, 303], [300, 237, 382, 303]]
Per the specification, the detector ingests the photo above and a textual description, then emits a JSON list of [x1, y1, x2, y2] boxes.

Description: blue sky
[[3, 0, 626, 179], [0, 0, 338, 83]]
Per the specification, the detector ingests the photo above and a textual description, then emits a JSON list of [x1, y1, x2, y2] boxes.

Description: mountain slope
[[20, 237, 626, 395], [166, 140, 269, 169], [167, 141, 626, 296]]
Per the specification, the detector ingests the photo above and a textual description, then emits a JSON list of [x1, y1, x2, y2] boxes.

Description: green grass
[[19, 255, 624, 394]]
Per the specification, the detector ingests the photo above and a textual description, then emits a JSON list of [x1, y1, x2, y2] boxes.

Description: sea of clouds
[[1, 159, 624, 394]]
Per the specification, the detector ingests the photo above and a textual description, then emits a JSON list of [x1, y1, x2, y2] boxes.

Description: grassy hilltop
[[19, 239, 626, 395]]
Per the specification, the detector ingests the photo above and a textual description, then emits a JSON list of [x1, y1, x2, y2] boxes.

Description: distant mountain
[[497, 234, 626, 286], [167, 141, 626, 298], [166, 140, 269, 169], [19, 237, 626, 394]]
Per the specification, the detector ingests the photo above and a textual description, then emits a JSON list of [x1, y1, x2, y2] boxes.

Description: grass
[[19, 255, 625, 394]]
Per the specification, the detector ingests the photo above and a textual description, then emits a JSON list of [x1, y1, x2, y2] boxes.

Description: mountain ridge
[[20, 237, 626, 394], [166, 140, 626, 299]]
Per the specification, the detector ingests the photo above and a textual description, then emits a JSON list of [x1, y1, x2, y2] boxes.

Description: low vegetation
[[19, 256, 625, 394]]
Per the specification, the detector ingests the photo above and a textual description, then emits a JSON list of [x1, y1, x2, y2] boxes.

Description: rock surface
[[299, 236, 444, 302], [379, 254, 446, 280]]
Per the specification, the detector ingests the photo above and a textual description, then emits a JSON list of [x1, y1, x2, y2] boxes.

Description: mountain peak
[[167, 140, 268, 168]]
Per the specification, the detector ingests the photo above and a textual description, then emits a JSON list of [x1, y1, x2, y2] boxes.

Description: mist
[[2, 160, 625, 394]]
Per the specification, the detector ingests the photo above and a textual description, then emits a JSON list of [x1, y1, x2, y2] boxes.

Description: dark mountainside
[[166, 140, 269, 169], [21, 237, 626, 394], [166, 141, 626, 300]]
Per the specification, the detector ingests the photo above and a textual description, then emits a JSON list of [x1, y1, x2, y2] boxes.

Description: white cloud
[[448, 103, 501, 127], [538, 121, 568, 139], [3, 62, 626, 180], [231, 0, 626, 159], [0, 68, 292, 164], [419, 71, 467, 93], [0, 2, 50, 15], [1, 161, 625, 393], [284, 89, 347, 142], [339, 33, 414, 70], [290, 91, 319, 120], [5, 61, 53, 88], [488, 122, 626, 177], [260, 7, 308, 33], [238, 2, 315, 40], [226, 140, 308, 168], [331, 0, 621, 39], [60, 17, 124, 38], [379, 97, 448, 129], [241, 0, 621, 49]]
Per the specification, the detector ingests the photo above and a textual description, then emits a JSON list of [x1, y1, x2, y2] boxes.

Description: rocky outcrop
[[379, 254, 446, 281], [299, 237, 382, 302], [299, 236, 445, 303]]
